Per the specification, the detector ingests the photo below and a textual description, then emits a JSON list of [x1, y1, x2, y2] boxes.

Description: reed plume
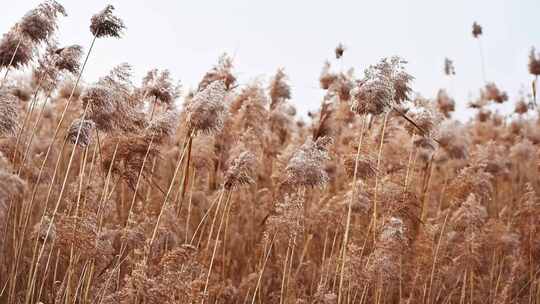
[[90, 5, 126, 38]]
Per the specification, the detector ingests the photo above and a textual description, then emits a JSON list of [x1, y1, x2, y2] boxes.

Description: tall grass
[[1, 3, 540, 304]]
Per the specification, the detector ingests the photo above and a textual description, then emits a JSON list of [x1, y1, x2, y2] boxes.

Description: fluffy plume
[[282, 137, 332, 188], [144, 108, 179, 143], [343, 154, 377, 179], [34, 43, 83, 91], [185, 80, 228, 135], [101, 136, 159, 188], [528, 47, 540, 76], [223, 150, 257, 190], [198, 54, 236, 91], [436, 89, 455, 118], [350, 77, 394, 115], [54, 44, 84, 74], [0, 170, 26, 205], [444, 57, 456, 75], [264, 193, 304, 243], [365, 217, 408, 284], [374, 56, 414, 103], [0, 91, 19, 136], [0, 32, 33, 69], [451, 194, 487, 232], [515, 98, 529, 115], [320, 61, 337, 90], [405, 97, 442, 137], [81, 64, 147, 134], [269, 68, 291, 110], [18, 0, 66, 44], [90, 5, 126, 38], [350, 56, 413, 115], [472, 21, 482, 38], [483, 83, 508, 104], [335, 43, 345, 59], [142, 69, 181, 105], [67, 118, 95, 147]]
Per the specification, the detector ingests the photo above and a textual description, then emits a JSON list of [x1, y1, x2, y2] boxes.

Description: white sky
[[3, 0, 540, 119]]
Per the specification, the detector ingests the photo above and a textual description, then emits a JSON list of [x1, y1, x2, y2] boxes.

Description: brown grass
[[0, 3, 540, 304]]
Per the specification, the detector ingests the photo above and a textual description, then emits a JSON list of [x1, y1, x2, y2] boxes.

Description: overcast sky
[[3, 0, 540, 119]]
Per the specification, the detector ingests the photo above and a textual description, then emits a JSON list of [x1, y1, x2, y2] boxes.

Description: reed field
[[1, 1, 540, 303]]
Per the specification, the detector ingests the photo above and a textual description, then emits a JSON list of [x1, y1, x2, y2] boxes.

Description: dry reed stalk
[[284, 236, 297, 301], [63, 144, 90, 303], [175, 133, 194, 214], [148, 131, 193, 251], [205, 188, 226, 251], [17, 93, 53, 175], [279, 243, 291, 304], [81, 141, 121, 304], [426, 212, 449, 303], [403, 135, 416, 191], [337, 115, 367, 304], [372, 111, 390, 237], [189, 190, 223, 245], [251, 234, 276, 304], [15, 37, 97, 278], [185, 168, 196, 242], [11, 78, 45, 165], [24, 103, 92, 304], [420, 154, 435, 222], [202, 190, 232, 303]]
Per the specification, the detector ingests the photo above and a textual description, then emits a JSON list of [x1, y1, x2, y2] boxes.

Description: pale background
[[2, 0, 540, 119]]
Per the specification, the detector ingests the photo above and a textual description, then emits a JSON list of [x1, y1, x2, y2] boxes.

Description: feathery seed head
[[335, 43, 346, 59], [436, 89, 455, 118], [34, 43, 83, 91], [282, 137, 332, 188], [269, 68, 291, 110], [18, 0, 66, 44], [444, 57, 456, 76], [528, 47, 540, 76], [483, 83, 508, 104], [380, 217, 406, 242], [0, 170, 26, 204], [264, 193, 304, 244], [224, 151, 257, 190], [0, 91, 19, 137], [472, 22, 483, 38], [375, 56, 414, 103], [0, 32, 33, 69], [90, 5, 126, 38], [54, 44, 83, 74], [33, 215, 56, 243], [198, 54, 236, 91], [320, 61, 338, 90], [451, 194, 487, 231], [350, 78, 394, 115], [405, 99, 442, 137], [67, 119, 95, 147], [186, 80, 228, 135], [351, 56, 413, 115], [142, 69, 181, 105], [515, 99, 529, 115], [81, 85, 115, 116], [145, 108, 179, 142], [344, 153, 377, 180]]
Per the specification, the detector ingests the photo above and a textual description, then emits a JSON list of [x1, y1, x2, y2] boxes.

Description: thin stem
[[202, 190, 231, 303], [477, 38, 487, 84], [337, 115, 367, 304], [372, 111, 390, 237]]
